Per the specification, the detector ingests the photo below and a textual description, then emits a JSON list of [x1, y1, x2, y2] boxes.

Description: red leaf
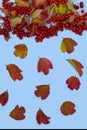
[[60, 101, 76, 116], [66, 76, 81, 90], [6, 64, 23, 81], [33, 0, 47, 8], [36, 109, 50, 124], [0, 91, 9, 106], [34, 85, 50, 100], [37, 57, 53, 75], [9, 105, 26, 120]]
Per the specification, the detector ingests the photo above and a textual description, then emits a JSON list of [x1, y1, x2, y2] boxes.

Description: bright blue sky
[[0, 0, 87, 129]]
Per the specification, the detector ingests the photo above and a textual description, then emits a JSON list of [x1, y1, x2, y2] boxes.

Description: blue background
[[0, 0, 87, 129]]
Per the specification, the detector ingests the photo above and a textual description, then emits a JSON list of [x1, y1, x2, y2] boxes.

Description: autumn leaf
[[37, 57, 53, 75], [66, 76, 81, 90], [6, 64, 23, 81], [36, 109, 50, 124], [0, 91, 9, 106], [33, 0, 47, 8], [60, 38, 78, 53], [67, 0, 77, 14], [15, 0, 30, 7], [66, 59, 84, 76], [14, 44, 28, 58], [60, 101, 76, 116], [10, 17, 22, 29], [34, 85, 50, 100], [9, 105, 26, 120]]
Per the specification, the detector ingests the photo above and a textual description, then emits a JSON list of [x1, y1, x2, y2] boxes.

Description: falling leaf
[[9, 105, 26, 120], [34, 85, 50, 100], [66, 76, 81, 90], [15, 0, 30, 7], [60, 101, 76, 116], [60, 38, 78, 53], [14, 44, 28, 59], [37, 57, 53, 75], [6, 64, 23, 81], [0, 91, 9, 106], [36, 109, 50, 124], [66, 59, 84, 76], [10, 17, 22, 29]]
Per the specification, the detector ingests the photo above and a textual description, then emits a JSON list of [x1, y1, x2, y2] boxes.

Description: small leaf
[[14, 44, 28, 59], [15, 0, 30, 7], [66, 59, 84, 76], [67, 0, 77, 14], [60, 101, 76, 116], [10, 17, 22, 29], [34, 85, 50, 100], [66, 76, 81, 90], [37, 57, 53, 75], [6, 64, 23, 81], [0, 91, 9, 106], [60, 38, 78, 53], [9, 105, 26, 120], [33, 0, 47, 8], [55, 4, 67, 14], [36, 109, 50, 124]]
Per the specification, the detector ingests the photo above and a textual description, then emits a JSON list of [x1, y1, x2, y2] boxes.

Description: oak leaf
[[14, 44, 28, 58], [37, 57, 53, 75], [9, 105, 26, 120], [60, 101, 76, 116], [6, 64, 23, 81], [60, 38, 78, 53], [66, 59, 84, 76], [0, 91, 9, 106], [34, 85, 50, 100], [36, 109, 50, 124], [66, 76, 81, 90]]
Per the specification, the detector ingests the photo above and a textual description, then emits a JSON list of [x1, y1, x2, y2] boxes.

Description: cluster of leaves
[[0, 37, 84, 124], [0, 0, 86, 42]]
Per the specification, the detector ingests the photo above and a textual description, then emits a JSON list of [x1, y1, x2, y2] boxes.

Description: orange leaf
[[9, 105, 26, 120], [15, 0, 30, 7], [14, 44, 28, 58], [36, 109, 50, 124], [0, 91, 9, 106], [66, 59, 84, 76], [10, 17, 22, 29], [60, 101, 76, 116], [60, 38, 78, 53], [34, 85, 50, 100], [37, 57, 53, 75], [33, 0, 47, 8], [6, 64, 23, 81], [66, 76, 81, 90]]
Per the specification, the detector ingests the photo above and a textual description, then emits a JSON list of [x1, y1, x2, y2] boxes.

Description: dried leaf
[[37, 57, 53, 75], [6, 64, 23, 81], [66, 76, 81, 90], [36, 109, 50, 124], [0, 91, 8, 106], [14, 44, 28, 58], [60, 101, 76, 116], [15, 0, 30, 7], [66, 59, 84, 76], [60, 38, 78, 53], [10, 17, 22, 29], [9, 105, 26, 120], [34, 85, 50, 100]]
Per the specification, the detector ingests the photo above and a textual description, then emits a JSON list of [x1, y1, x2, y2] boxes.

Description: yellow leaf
[[54, 4, 67, 14]]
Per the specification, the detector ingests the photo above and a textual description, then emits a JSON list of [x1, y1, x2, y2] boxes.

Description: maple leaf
[[6, 64, 23, 81], [37, 57, 53, 75], [0, 91, 9, 106], [60, 38, 78, 53], [66, 76, 81, 90], [33, 0, 47, 8], [14, 44, 28, 59], [9, 105, 26, 120], [66, 59, 84, 76], [60, 101, 76, 116], [34, 85, 50, 100], [36, 109, 50, 124], [10, 17, 22, 29], [15, 0, 30, 7]]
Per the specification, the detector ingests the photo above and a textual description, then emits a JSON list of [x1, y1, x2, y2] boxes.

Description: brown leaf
[[0, 91, 9, 106]]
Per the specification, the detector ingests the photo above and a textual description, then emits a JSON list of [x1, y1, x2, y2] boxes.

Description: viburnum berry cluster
[[0, 0, 86, 42]]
